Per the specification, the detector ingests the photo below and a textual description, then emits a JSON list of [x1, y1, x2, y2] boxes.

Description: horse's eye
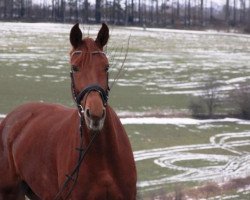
[[72, 65, 79, 73]]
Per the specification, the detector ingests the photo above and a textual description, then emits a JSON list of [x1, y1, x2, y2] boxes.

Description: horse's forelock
[[83, 38, 101, 52]]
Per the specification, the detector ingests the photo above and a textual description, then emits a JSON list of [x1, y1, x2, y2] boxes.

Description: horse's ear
[[95, 23, 109, 48], [70, 23, 83, 48]]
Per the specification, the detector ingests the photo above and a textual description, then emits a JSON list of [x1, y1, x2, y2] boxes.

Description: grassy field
[[1, 22, 250, 199]]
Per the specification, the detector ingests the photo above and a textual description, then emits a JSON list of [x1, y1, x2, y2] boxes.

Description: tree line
[[1, 0, 250, 31]]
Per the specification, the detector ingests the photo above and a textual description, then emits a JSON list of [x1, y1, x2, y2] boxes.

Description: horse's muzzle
[[84, 108, 106, 131]]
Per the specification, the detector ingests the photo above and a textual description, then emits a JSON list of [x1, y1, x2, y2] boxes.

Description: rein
[[54, 50, 109, 200], [54, 117, 99, 200]]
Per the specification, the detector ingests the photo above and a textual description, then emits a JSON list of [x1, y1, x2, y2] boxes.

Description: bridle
[[70, 50, 110, 115], [54, 50, 110, 200]]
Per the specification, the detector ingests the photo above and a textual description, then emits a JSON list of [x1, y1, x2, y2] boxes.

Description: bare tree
[[203, 77, 220, 118], [60, 0, 65, 22], [20, 0, 25, 18], [76, 0, 79, 20], [83, 0, 89, 23], [138, 0, 142, 25], [239, 0, 246, 24], [230, 83, 250, 119], [2, 0, 250, 30], [176, 0, 180, 25], [209, 0, 213, 22], [189, 77, 220, 118], [225, 0, 230, 25], [124, 0, 128, 24], [95, 0, 101, 23], [200, 0, 204, 26], [187, 0, 191, 26], [2, 0, 13, 19], [233, 0, 236, 26], [156, 0, 159, 25], [131, 0, 135, 24]]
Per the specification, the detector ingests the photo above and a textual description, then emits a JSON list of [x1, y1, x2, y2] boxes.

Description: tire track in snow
[[134, 131, 250, 188]]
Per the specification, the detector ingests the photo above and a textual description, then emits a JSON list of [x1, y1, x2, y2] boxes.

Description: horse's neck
[[80, 106, 119, 156]]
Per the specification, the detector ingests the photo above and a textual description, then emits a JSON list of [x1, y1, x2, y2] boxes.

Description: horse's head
[[69, 23, 110, 131]]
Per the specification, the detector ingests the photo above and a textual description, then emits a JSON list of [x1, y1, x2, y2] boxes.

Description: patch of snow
[[0, 114, 6, 118], [121, 117, 250, 125]]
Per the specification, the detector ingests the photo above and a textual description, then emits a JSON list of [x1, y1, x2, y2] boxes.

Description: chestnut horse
[[0, 23, 137, 200]]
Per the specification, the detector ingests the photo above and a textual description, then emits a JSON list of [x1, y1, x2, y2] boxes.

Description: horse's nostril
[[85, 108, 106, 121], [102, 109, 106, 118], [86, 109, 91, 118]]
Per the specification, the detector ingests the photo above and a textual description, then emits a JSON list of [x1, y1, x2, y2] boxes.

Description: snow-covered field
[[135, 129, 250, 187], [1, 22, 250, 198]]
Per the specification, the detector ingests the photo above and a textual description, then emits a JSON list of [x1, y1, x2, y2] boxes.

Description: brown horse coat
[[0, 103, 136, 199], [0, 24, 137, 200]]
